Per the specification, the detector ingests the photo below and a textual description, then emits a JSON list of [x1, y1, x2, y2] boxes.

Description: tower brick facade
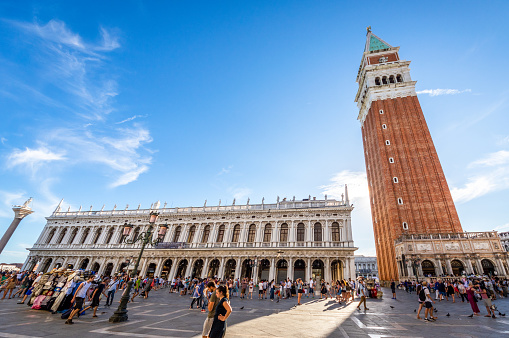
[[355, 29, 463, 281]]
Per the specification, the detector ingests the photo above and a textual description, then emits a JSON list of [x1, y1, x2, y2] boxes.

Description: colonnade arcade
[[397, 254, 509, 279], [26, 249, 356, 283]]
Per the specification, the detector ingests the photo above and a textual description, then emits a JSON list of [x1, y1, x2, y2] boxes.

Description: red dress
[[466, 288, 479, 313]]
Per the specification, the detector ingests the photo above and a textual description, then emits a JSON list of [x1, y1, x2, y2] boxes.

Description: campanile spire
[[355, 30, 463, 281]]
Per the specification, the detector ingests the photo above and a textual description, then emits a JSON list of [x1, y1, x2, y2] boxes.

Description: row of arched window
[[43, 222, 343, 245], [375, 74, 403, 85]]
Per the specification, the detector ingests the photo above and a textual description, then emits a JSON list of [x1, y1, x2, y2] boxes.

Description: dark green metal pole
[[109, 228, 152, 323]]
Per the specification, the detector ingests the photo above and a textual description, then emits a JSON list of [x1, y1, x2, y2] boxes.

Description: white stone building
[[23, 190, 357, 283], [354, 256, 378, 279], [500, 231, 509, 252]]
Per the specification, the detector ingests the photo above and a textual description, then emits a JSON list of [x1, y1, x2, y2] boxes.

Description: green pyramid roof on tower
[[364, 30, 392, 53]]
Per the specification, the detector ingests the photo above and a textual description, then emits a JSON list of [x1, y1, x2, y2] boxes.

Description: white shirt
[[107, 280, 119, 292], [75, 281, 92, 298], [424, 287, 432, 303], [309, 280, 314, 288]]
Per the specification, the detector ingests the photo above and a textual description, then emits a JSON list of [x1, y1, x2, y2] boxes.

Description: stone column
[[154, 257, 165, 277], [324, 219, 329, 245], [61, 257, 69, 269], [202, 258, 210, 278], [406, 260, 414, 277], [234, 258, 242, 280], [168, 260, 178, 280], [306, 258, 312, 281], [436, 258, 444, 276], [289, 221, 295, 247], [287, 257, 294, 280], [252, 262, 259, 284], [465, 258, 475, 275], [185, 258, 194, 278], [139, 258, 149, 277], [269, 258, 276, 282], [475, 259, 483, 275], [0, 201, 33, 254], [445, 259, 453, 276], [324, 257, 331, 282], [218, 257, 226, 279]]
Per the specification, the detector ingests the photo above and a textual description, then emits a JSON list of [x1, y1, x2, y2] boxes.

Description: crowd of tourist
[[394, 277, 508, 322], [3, 267, 508, 334]]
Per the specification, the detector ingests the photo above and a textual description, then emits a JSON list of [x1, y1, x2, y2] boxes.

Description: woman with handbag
[[296, 278, 304, 305]]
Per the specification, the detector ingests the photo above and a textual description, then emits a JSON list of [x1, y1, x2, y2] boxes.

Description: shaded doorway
[[276, 259, 288, 283], [41, 258, 52, 273], [208, 259, 220, 278], [147, 263, 157, 278], [451, 260, 464, 276], [481, 259, 495, 276], [312, 259, 324, 282], [104, 262, 114, 276], [176, 259, 188, 278], [80, 258, 89, 270], [294, 259, 306, 281], [331, 260, 343, 281], [241, 259, 253, 280], [224, 259, 236, 280], [421, 260, 436, 277], [161, 259, 172, 279], [192, 259, 204, 278], [258, 259, 270, 281], [91, 262, 100, 272]]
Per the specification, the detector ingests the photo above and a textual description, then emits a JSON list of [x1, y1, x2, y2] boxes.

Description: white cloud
[[230, 187, 252, 201], [98, 27, 120, 51], [469, 150, 509, 167], [116, 114, 148, 124], [0, 137, 6, 144], [451, 150, 509, 203], [417, 88, 472, 96], [0, 190, 26, 218], [15, 19, 85, 49], [320, 170, 375, 256], [493, 223, 509, 232], [111, 165, 149, 188], [218, 166, 233, 175], [7, 147, 66, 173]]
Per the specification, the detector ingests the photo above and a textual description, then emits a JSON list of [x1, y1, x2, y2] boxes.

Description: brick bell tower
[[355, 28, 463, 281]]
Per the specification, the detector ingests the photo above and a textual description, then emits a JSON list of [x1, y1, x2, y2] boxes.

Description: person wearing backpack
[[421, 281, 436, 321], [416, 283, 425, 319]]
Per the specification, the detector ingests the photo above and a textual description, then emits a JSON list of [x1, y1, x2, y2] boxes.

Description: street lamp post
[[109, 212, 165, 323]]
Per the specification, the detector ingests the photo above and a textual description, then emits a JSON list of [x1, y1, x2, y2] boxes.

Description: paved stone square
[[0, 287, 508, 337]]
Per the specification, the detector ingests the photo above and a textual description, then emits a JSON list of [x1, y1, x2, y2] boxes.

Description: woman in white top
[[248, 279, 254, 299]]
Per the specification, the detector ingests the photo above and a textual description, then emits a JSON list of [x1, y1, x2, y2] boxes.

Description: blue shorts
[[440, 291, 446, 296]]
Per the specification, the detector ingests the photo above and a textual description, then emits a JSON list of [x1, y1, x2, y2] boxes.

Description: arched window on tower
[[389, 75, 395, 84], [375, 77, 381, 85], [331, 222, 340, 242], [396, 74, 403, 82], [314, 223, 322, 242], [297, 223, 305, 242], [263, 224, 272, 242], [247, 224, 256, 242], [382, 76, 388, 85], [280, 223, 288, 242]]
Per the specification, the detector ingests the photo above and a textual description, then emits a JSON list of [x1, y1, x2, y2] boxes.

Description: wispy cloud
[[1, 137, 6, 144], [469, 150, 509, 167], [7, 146, 66, 173], [417, 88, 472, 96], [229, 187, 252, 201], [451, 150, 509, 204], [0, 190, 26, 218], [116, 114, 148, 124], [493, 223, 509, 232], [3, 19, 154, 188], [218, 165, 233, 176]]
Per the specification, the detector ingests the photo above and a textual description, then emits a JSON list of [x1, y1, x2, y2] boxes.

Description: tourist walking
[[478, 283, 496, 318], [65, 275, 95, 324], [422, 281, 436, 321], [80, 278, 105, 317], [356, 279, 369, 311], [208, 285, 232, 338], [105, 277, 119, 306]]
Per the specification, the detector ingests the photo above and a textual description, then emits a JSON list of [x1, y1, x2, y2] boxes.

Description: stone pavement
[[0, 287, 508, 337]]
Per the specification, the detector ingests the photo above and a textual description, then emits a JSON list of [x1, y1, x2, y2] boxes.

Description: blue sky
[[1, 1, 508, 263]]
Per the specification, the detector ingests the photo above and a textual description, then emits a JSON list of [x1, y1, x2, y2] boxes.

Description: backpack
[[419, 289, 426, 302]]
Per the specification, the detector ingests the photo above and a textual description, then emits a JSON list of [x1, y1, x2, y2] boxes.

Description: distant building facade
[[500, 232, 509, 252], [354, 255, 378, 279], [23, 191, 357, 283]]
